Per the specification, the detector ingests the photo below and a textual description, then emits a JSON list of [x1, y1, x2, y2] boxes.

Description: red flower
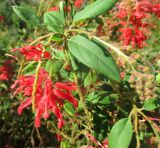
[[134, 28, 147, 48], [136, 0, 153, 13], [12, 68, 78, 128], [119, 27, 133, 46], [119, 27, 146, 48], [115, 0, 153, 48], [116, 9, 127, 19], [74, 0, 84, 8], [152, 4, 160, 18], [12, 44, 50, 61]]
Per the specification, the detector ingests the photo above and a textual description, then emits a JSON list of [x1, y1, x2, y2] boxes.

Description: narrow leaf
[[73, 0, 118, 22]]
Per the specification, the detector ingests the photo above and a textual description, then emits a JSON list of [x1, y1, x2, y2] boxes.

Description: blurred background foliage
[[0, 0, 57, 147]]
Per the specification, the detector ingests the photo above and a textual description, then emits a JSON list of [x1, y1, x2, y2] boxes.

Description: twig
[[35, 127, 44, 147]]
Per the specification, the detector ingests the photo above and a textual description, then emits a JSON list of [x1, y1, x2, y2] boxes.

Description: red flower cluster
[[12, 68, 78, 128], [13, 44, 50, 61], [116, 0, 160, 48], [0, 59, 14, 81], [152, 4, 160, 18], [119, 27, 146, 48], [74, 0, 84, 8]]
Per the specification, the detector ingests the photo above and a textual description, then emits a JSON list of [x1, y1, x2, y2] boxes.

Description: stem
[[137, 109, 160, 141], [29, 33, 53, 46], [73, 72, 89, 117], [35, 127, 44, 147], [133, 105, 140, 148], [45, 34, 53, 46], [32, 45, 46, 112], [49, 121, 73, 143], [17, 58, 25, 78], [31, 126, 35, 148], [130, 105, 160, 142], [32, 61, 42, 112], [37, 0, 44, 16], [66, 29, 91, 38], [73, 72, 93, 132]]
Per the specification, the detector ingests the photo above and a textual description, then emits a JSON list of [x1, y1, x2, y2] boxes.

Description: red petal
[[53, 89, 78, 108], [55, 82, 77, 91], [18, 97, 32, 115], [34, 107, 44, 127], [51, 104, 64, 129]]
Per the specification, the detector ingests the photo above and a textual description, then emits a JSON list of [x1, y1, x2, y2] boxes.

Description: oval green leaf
[[68, 35, 121, 82], [109, 118, 133, 148], [73, 0, 118, 22]]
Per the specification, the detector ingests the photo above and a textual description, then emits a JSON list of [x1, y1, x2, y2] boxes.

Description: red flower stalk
[[116, 8, 127, 19], [12, 68, 78, 128], [119, 27, 146, 48], [74, 0, 84, 9], [115, 0, 156, 48], [12, 44, 50, 61]]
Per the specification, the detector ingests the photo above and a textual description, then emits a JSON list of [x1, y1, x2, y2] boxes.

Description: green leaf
[[77, 100, 84, 112], [23, 61, 36, 72], [86, 92, 99, 104], [68, 35, 120, 82], [45, 59, 63, 75], [99, 96, 111, 105], [73, 0, 118, 22], [60, 141, 70, 148], [44, 11, 65, 33], [68, 53, 79, 71], [52, 35, 63, 41], [109, 118, 133, 148], [64, 102, 75, 116], [143, 98, 158, 111], [12, 6, 40, 26], [156, 73, 160, 83], [84, 70, 97, 86], [59, 1, 66, 19]]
